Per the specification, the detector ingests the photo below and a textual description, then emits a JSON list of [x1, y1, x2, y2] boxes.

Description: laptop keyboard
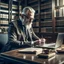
[[43, 43, 55, 47]]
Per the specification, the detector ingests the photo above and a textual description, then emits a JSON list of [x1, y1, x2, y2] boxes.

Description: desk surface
[[0, 48, 64, 64]]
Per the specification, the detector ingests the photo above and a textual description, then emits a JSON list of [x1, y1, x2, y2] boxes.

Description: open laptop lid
[[55, 33, 63, 49], [35, 33, 63, 49]]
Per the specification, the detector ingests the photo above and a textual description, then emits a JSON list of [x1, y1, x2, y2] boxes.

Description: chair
[[0, 33, 8, 64], [0, 33, 8, 50]]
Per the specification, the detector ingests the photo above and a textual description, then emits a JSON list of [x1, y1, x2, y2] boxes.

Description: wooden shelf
[[40, 0, 53, 33], [0, 0, 64, 33], [55, 0, 64, 32], [55, 5, 64, 9], [28, 0, 37, 4], [41, 12, 52, 15], [41, 2, 52, 6], [27, 0, 40, 34], [0, 0, 19, 33]]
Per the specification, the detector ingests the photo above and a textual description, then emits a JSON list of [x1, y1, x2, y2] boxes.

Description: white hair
[[22, 7, 35, 15]]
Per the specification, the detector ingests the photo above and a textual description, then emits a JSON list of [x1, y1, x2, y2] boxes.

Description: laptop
[[35, 33, 64, 50]]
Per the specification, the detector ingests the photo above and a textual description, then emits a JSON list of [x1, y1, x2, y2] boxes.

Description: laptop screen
[[55, 33, 63, 48], [35, 33, 63, 49], [45, 33, 58, 44]]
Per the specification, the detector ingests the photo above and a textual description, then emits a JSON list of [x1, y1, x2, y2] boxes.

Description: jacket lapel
[[13, 19, 26, 41]]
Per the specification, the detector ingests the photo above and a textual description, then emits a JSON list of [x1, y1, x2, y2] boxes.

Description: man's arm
[[31, 28, 46, 45], [31, 28, 40, 40], [8, 22, 31, 47], [8, 22, 21, 47]]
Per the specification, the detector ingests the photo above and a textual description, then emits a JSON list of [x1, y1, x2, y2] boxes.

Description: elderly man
[[2, 7, 45, 52]]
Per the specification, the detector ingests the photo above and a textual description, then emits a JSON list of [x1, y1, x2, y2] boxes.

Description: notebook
[[18, 48, 42, 55], [38, 52, 55, 59], [35, 33, 64, 49]]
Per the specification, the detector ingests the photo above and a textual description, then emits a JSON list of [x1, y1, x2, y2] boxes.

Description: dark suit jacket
[[1, 19, 40, 52], [8, 19, 39, 48]]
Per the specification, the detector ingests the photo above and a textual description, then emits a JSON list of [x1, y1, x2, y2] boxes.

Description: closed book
[[56, 48, 64, 54], [38, 52, 55, 59], [18, 48, 42, 55]]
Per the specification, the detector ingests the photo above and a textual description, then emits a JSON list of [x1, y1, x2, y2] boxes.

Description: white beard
[[26, 22, 32, 29], [20, 17, 33, 29]]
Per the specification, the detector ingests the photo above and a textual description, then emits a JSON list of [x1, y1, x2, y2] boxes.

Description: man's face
[[24, 10, 34, 25]]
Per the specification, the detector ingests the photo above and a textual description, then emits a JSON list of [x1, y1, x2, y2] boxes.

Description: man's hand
[[34, 38, 46, 45]]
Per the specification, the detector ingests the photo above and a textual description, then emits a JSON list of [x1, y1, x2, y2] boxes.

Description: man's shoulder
[[9, 19, 19, 24], [9, 20, 18, 27]]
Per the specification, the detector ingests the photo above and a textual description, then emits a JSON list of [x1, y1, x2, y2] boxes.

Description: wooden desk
[[0, 48, 64, 64]]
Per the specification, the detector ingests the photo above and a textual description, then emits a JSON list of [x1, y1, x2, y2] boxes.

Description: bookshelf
[[0, 0, 22, 33], [0, 0, 64, 36], [26, 0, 55, 34], [24, 0, 58, 40], [54, 0, 64, 32], [24, 0, 64, 34], [40, 0, 53, 33], [9, 0, 19, 22], [27, 0, 40, 37], [0, 1, 9, 33]]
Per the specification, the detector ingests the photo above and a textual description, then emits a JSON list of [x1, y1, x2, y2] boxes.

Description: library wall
[[26, 0, 54, 38], [0, 0, 64, 34], [26, 0, 64, 34], [27, 0, 40, 37], [0, 1, 9, 33], [40, 0, 53, 33], [54, 0, 64, 32], [0, 0, 21, 33]]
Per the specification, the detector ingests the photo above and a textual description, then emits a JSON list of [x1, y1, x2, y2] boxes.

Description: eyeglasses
[[24, 15, 34, 21]]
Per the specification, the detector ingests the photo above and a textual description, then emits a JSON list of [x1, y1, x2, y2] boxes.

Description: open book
[[18, 48, 42, 55]]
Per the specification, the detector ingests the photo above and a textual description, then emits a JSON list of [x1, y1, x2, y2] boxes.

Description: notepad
[[18, 48, 42, 55]]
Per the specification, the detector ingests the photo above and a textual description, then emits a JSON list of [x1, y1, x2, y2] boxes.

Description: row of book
[[54, 8, 64, 17], [55, 0, 64, 6]]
